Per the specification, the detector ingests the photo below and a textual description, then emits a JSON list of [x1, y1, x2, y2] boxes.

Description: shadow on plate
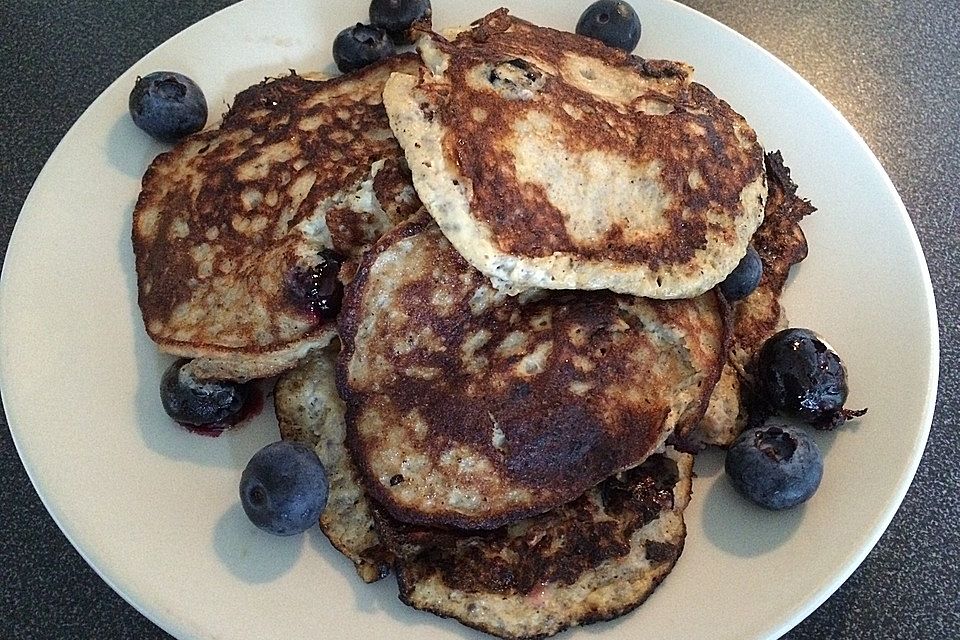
[[104, 114, 167, 179], [699, 461, 806, 557], [213, 502, 303, 583], [304, 524, 490, 638], [304, 529, 398, 616]]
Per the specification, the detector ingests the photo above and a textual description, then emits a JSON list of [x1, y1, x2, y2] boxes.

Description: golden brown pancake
[[384, 9, 766, 298], [276, 342, 693, 637], [383, 448, 693, 640], [337, 211, 726, 529], [133, 55, 421, 382]]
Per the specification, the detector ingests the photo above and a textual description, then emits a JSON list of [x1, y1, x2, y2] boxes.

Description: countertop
[[1, 1, 957, 638]]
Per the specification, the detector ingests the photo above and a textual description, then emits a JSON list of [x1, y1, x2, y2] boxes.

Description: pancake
[[274, 342, 392, 583], [133, 54, 422, 382], [337, 211, 726, 529], [697, 151, 815, 446], [383, 9, 766, 298], [385, 447, 693, 640]]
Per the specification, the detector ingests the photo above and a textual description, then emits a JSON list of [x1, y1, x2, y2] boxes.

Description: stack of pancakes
[[135, 9, 812, 639]]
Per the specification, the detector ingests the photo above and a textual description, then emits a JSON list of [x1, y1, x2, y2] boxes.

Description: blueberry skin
[[757, 328, 852, 426], [129, 72, 207, 143], [370, 0, 432, 44], [285, 249, 344, 320], [159, 358, 248, 426], [719, 245, 763, 301], [333, 24, 396, 74], [725, 424, 823, 510], [576, 0, 642, 52], [240, 441, 329, 536]]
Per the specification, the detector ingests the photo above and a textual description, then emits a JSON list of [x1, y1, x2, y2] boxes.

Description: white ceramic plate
[[0, 1, 938, 639]]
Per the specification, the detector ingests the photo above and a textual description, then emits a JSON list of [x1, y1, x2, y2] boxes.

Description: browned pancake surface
[[730, 151, 814, 366], [440, 18, 758, 262], [338, 213, 725, 529], [384, 9, 766, 297], [385, 449, 694, 640], [274, 343, 393, 583], [133, 55, 421, 380]]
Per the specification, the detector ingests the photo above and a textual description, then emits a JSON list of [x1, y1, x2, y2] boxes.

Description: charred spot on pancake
[[601, 455, 678, 526], [486, 57, 547, 98], [510, 382, 531, 400], [503, 403, 604, 484], [286, 249, 345, 320], [418, 101, 436, 122], [644, 540, 678, 564], [634, 58, 690, 80]]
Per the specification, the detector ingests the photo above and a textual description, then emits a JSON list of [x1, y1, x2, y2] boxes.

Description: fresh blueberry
[[719, 245, 762, 301], [239, 441, 329, 536], [576, 0, 642, 52], [756, 328, 867, 429], [286, 249, 344, 319], [333, 23, 396, 74], [129, 71, 208, 143], [159, 358, 249, 427], [370, 0, 432, 44], [725, 424, 823, 510]]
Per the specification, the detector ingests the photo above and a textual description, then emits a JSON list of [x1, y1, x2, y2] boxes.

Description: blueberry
[[159, 358, 249, 427], [719, 245, 762, 301], [239, 441, 329, 536], [333, 23, 396, 74], [370, 0, 432, 44], [725, 424, 823, 510], [286, 249, 344, 319], [576, 0, 642, 52], [756, 328, 867, 428], [129, 71, 208, 143]]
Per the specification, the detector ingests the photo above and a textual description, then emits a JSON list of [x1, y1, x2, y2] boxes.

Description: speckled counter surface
[[1, 1, 956, 638]]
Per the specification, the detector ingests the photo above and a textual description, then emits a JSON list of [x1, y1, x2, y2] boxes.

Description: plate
[[0, 1, 938, 639]]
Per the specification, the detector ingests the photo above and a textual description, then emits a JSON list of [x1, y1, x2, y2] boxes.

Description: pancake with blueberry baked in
[[336, 211, 726, 530], [133, 54, 421, 382], [383, 8, 766, 298]]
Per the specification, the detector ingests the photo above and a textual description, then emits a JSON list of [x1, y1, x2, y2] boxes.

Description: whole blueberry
[[333, 23, 396, 74], [719, 245, 763, 301], [725, 424, 823, 510], [159, 358, 249, 427], [129, 71, 208, 143], [239, 441, 329, 536], [370, 0, 432, 44], [576, 0, 642, 52], [756, 328, 866, 428]]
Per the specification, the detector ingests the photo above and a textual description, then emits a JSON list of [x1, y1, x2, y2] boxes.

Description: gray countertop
[[1, 1, 957, 638]]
